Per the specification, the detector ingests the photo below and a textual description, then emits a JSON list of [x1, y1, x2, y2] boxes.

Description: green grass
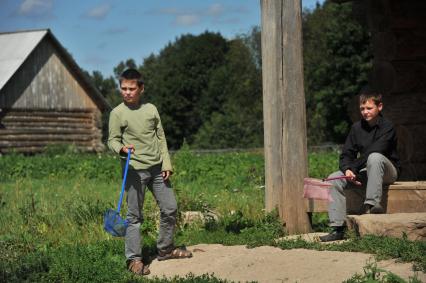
[[0, 146, 424, 282]]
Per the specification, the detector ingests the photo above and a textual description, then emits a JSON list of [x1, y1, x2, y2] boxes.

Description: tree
[[303, 1, 372, 144], [140, 32, 229, 149], [193, 35, 263, 149]]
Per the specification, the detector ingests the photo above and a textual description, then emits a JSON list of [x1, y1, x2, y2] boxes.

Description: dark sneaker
[[319, 230, 345, 242], [364, 203, 384, 214]]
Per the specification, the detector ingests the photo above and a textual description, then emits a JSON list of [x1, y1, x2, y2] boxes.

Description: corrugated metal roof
[[0, 29, 48, 90]]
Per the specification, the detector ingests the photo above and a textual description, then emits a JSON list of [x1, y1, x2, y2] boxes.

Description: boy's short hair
[[359, 87, 382, 106], [119, 68, 144, 86]]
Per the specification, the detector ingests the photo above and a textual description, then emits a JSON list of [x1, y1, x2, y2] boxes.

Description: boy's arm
[[154, 108, 173, 172], [339, 127, 358, 173], [107, 111, 124, 155]]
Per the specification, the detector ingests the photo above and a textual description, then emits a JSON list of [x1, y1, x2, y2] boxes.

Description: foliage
[[192, 35, 263, 149], [343, 260, 422, 283], [140, 32, 229, 149], [303, 1, 372, 144]]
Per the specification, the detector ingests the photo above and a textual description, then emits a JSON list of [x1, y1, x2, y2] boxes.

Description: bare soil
[[146, 236, 425, 283]]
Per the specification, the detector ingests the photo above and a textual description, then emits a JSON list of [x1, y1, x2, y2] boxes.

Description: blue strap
[[117, 150, 131, 213]]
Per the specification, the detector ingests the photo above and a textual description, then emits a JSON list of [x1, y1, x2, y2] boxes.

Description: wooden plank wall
[[359, 0, 426, 180], [0, 109, 103, 153], [0, 38, 97, 110]]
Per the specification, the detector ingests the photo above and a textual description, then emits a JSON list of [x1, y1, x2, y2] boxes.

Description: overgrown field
[[0, 146, 424, 282]]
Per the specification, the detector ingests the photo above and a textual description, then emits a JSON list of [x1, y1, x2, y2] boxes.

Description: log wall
[[0, 109, 104, 153], [354, 0, 426, 180]]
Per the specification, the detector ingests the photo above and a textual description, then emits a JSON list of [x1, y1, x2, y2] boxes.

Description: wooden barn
[[0, 29, 110, 154]]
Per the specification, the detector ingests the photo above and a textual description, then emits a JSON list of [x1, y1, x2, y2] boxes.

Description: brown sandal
[[157, 247, 193, 261], [127, 259, 150, 275]]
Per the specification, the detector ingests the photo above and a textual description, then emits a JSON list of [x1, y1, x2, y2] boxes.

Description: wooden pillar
[[261, 0, 311, 234]]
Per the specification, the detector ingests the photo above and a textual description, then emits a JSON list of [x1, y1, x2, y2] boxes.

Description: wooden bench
[[306, 181, 426, 214]]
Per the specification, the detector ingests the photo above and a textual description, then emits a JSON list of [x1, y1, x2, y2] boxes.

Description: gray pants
[[125, 164, 177, 261], [328, 153, 397, 227]]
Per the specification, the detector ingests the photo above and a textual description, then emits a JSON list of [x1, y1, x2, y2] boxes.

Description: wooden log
[[2, 121, 93, 129], [0, 140, 93, 148], [372, 31, 396, 61], [366, 0, 391, 32], [372, 30, 426, 61], [1, 110, 95, 118], [391, 62, 426, 93], [261, 0, 311, 234], [387, 0, 426, 29], [398, 163, 426, 182], [369, 60, 396, 93], [384, 91, 426, 122], [1, 116, 93, 124], [392, 30, 426, 60], [0, 145, 96, 153], [0, 128, 96, 135], [0, 134, 94, 142]]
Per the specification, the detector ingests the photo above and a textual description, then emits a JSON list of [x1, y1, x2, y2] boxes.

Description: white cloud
[[85, 3, 111, 20], [207, 3, 224, 16], [174, 14, 200, 26], [17, 0, 53, 18], [150, 3, 249, 27]]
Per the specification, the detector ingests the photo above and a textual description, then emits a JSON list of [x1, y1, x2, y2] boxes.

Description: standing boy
[[108, 68, 192, 275], [320, 89, 400, 242]]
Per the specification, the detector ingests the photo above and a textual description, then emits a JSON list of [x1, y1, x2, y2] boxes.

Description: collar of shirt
[[361, 113, 383, 130]]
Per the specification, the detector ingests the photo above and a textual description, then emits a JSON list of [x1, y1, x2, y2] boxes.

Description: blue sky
[[0, 0, 323, 78]]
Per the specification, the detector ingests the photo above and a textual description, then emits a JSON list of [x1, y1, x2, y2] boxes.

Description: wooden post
[[261, 0, 311, 234]]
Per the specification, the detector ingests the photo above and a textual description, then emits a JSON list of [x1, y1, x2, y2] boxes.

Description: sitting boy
[[320, 89, 400, 242]]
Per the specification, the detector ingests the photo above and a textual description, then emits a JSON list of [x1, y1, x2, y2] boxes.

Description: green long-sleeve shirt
[[108, 102, 172, 172]]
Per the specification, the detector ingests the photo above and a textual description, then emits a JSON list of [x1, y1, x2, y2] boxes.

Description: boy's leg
[[365, 153, 398, 207], [125, 169, 150, 262], [320, 170, 349, 242], [327, 171, 349, 227], [148, 165, 178, 254]]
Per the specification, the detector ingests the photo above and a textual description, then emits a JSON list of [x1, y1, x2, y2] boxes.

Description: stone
[[346, 213, 426, 241]]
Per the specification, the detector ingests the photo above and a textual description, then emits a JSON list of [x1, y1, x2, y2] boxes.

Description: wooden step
[[306, 181, 426, 214]]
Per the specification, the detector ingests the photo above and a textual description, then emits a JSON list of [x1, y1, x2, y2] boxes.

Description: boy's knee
[[328, 171, 343, 179], [367, 152, 386, 166], [162, 201, 178, 217]]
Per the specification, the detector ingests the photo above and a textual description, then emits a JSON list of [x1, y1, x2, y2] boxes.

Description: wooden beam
[[306, 182, 426, 213], [261, 0, 311, 234]]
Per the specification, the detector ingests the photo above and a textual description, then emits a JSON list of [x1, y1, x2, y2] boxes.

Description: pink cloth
[[303, 178, 334, 202]]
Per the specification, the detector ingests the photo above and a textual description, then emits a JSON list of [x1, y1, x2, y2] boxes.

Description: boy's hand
[[162, 170, 171, 180], [121, 145, 135, 154], [345, 169, 362, 186]]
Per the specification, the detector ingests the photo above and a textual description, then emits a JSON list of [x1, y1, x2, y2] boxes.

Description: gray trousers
[[124, 164, 177, 261], [328, 153, 398, 227]]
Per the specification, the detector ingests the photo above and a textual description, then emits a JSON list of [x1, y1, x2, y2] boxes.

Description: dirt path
[[147, 243, 425, 283]]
